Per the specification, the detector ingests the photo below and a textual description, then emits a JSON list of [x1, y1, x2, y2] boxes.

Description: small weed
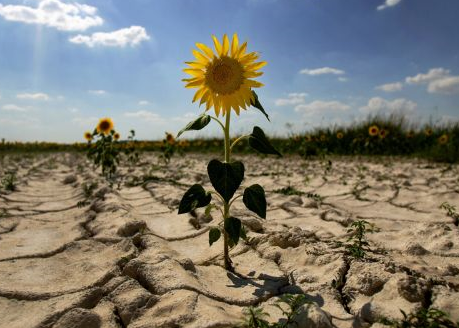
[[239, 294, 313, 328], [440, 202, 459, 226], [1, 172, 17, 191], [345, 220, 376, 259], [273, 185, 304, 196], [379, 308, 459, 328]]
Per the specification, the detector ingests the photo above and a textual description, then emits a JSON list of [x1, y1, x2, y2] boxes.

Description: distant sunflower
[[336, 132, 344, 139], [379, 129, 388, 139], [438, 134, 449, 145], [369, 125, 379, 137], [96, 118, 114, 135], [166, 132, 175, 145], [84, 131, 92, 141], [320, 135, 327, 142], [113, 132, 120, 141], [406, 131, 415, 139], [183, 33, 266, 116], [425, 128, 433, 136]]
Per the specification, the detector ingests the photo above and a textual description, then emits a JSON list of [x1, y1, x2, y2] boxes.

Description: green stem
[[223, 110, 233, 271], [230, 134, 250, 151]]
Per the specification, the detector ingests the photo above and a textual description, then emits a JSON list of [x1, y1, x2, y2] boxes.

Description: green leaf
[[224, 216, 242, 246], [209, 228, 221, 246], [250, 91, 270, 121], [243, 184, 267, 219], [177, 114, 211, 138], [207, 159, 245, 202], [249, 126, 282, 157], [178, 184, 212, 214]]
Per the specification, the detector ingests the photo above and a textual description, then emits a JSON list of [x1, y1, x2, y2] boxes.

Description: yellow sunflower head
[[96, 118, 114, 135], [425, 127, 433, 136], [183, 33, 266, 117], [406, 130, 415, 139], [438, 134, 449, 145], [369, 125, 379, 137], [84, 131, 92, 141], [336, 132, 344, 139], [113, 132, 120, 141]]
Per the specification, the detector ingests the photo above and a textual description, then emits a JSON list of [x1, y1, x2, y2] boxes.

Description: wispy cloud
[[88, 89, 107, 95], [0, 0, 103, 31], [406, 68, 459, 95], [16, 92, 50, 101], [377, 0, 402, 11], [70, 26, 150, 48], [124, 110, 165, 123], [138, 100, 150, 106], [375, 82, 403, 92], [275, 93, 308, 106], [2, 104, 29, 112], [300, 67, 345, 76], [295, 100, 350, 115]]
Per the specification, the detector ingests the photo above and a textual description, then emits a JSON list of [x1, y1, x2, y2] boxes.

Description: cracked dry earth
[[0, 152, 459, 328]]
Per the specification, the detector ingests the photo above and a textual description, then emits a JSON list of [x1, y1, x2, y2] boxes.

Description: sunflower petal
[[183, 68, 204, 77], [235, 41, 247, 58], [192, 87, 206, 103], [231, 33, 239, 57], [246, 61, 267, 71], [244, 71, 263, 78], [186, 61, 206, 69], [192, 49, 209, 64], [196, 43, 214, 59], [185, 78, 205, 88], [222, 34, 229, 56], [212, 35, 222, 56]]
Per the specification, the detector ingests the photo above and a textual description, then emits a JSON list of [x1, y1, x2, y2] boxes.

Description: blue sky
[[0, 0, 458, 142]]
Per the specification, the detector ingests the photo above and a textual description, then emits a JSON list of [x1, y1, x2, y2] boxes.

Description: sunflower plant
[[177, 34, 281, 271], [86, 117, 120, 181]]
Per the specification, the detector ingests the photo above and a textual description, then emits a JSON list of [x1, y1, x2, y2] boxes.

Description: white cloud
[[69, 107, 79, 113], [70, 26, 150, 48], [406, 68, 450, 84], [0, 0, 103, 31], [16, 92, 50, 100], [124, 110, 164, 123], [377, 0, 402, 11], [138, 100, 150, 106], [375, 82, 403, 92], [338, 77, 348, 82], [295, 100, 350, 115], [405, 68, 459, 95], [88, 89, 107, 95], [427, 76, 459, 95], [72, 116, 98, 128], [275, 93, 308, 106], [2, 104, 28, 112], [360, 97, 417, 115], [299, 67, 345, 76]]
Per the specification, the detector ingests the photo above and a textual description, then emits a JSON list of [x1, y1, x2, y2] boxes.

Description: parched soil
[[0, 152, 458, 328]]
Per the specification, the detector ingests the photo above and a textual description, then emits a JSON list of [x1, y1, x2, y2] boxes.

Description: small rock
[[62, 174, 77, 184], [405, 242, 429, 255], [241, 217, 264, 232], [178, 258, 196, 273], [290, 303, 333, 328], [54, 308, 101, 328], [290, 195, 304, 205], [441, 264, 459, 276], [95, 186, 111, 199], [117, 220, 147, 237]]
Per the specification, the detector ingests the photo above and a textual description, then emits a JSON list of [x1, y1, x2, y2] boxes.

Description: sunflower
[[379, 129, 388, 139], [183, 33, 266, 116], [425, 128, 433, 136], [84, 131, 92, 141], [369, 125, 379, 137], [406, 131, 415, 139], [438, 134, 449, 145], [113, 132, 120, 141], [96, 118, 114, 135], [166, 132, 175, 145], [336, 132, 344, 139], [320, 134, 327, 142]]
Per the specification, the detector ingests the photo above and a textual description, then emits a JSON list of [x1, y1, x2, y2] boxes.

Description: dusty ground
[[0, 152, 458, 328]]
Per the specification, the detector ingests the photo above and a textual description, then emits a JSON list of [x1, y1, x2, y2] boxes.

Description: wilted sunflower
[[113, 132, 120, 141], [438, 134, 449, 145], [336, 132, 344, 139], [425, 128, 433, 136], [369, 125, 379, 137], [183, 33, 266, 116], [379, 129, 388, 139], [96, 118, 114, 135], [84, 131, 92, 141], [166, 132, 175, 145]]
